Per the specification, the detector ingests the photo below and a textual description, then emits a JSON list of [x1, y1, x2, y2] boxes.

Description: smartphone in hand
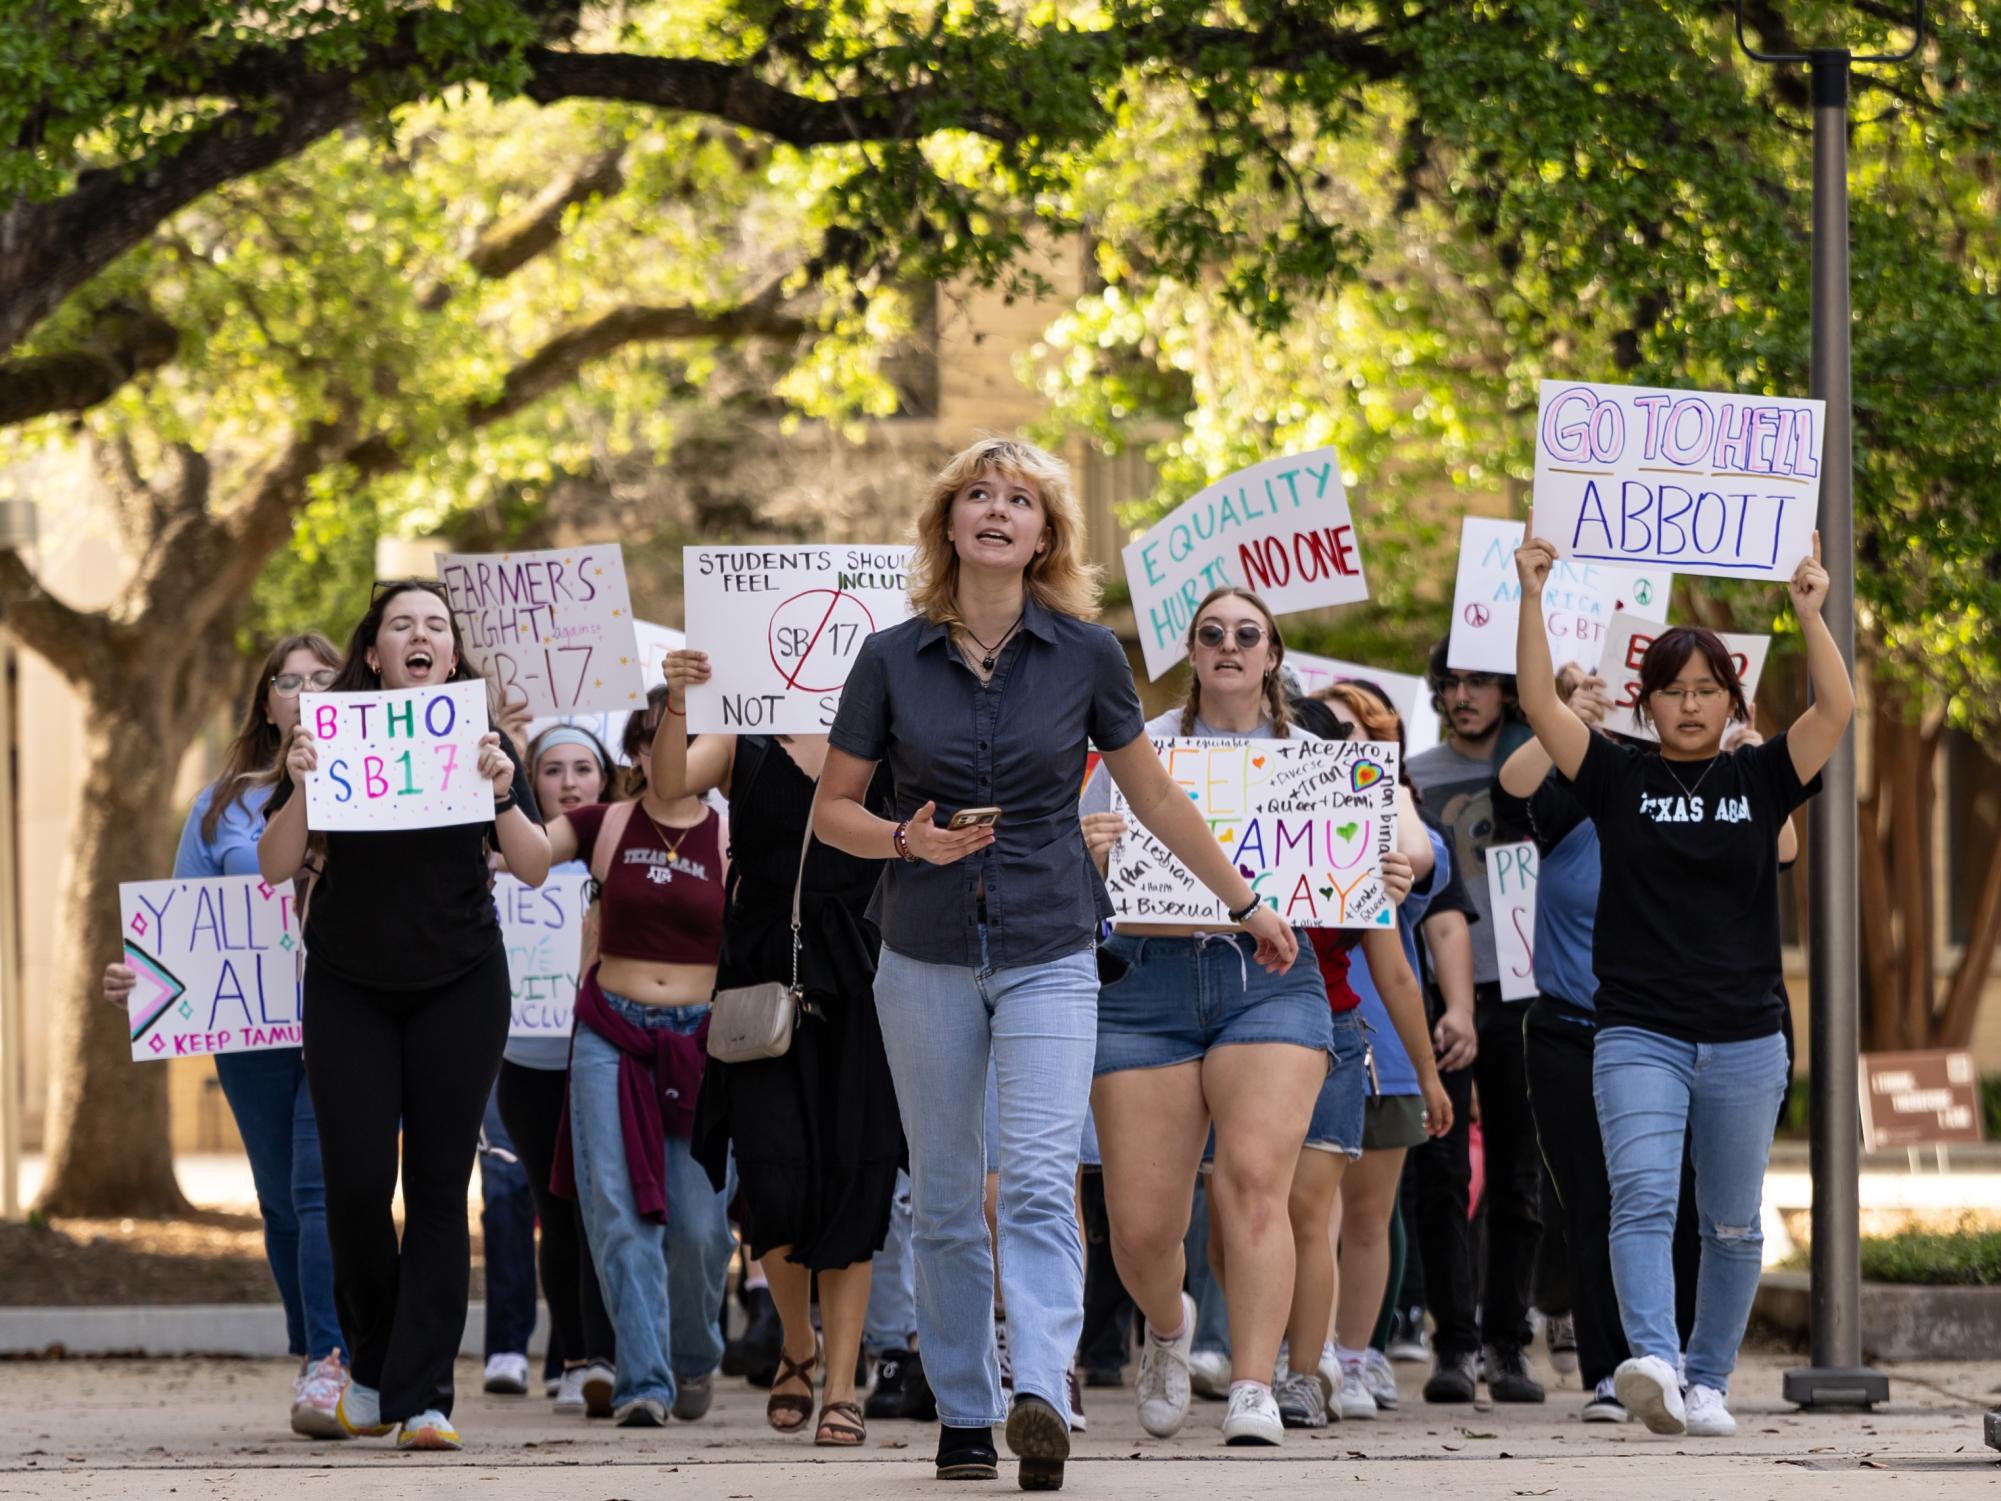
[[948, 806, 1003, 831]]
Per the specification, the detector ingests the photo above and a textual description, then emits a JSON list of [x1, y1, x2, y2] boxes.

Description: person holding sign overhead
[[1512, 531, 1850, 1440], [814, 437, 1300, 1492], [259, 580, 549, 1452]]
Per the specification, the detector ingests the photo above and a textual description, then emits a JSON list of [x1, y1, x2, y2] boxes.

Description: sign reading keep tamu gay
[[301, 681, 493, 831], [121, 875, 302, 1060], [1106, 737, 1400, 929]]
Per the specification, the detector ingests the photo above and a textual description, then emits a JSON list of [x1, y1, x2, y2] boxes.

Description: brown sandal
[[814, 1398, 866, 1447], [766, 1345, 819, 1433]]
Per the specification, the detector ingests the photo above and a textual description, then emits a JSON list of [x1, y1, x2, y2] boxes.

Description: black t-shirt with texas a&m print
[[1567, 730, 1819, 1044]]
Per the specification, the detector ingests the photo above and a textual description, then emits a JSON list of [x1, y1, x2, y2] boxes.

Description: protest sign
[[1531, 379, 1824, 582], [1486, 841, 1539, 1002], [1122, 450, 1369, 681], [1446, 517, 1673, 675], [301, 681, 493, 831], [527, 620, 684, 765], [121, 876, 302, 1060], [1106, 737, 1401, 929], [1286, 651, 1442, 755], [682, 545, 912, 735], [498, 872, 589, 1037], [438, 545, 647, 716], [1595, 610, 1772, 741]]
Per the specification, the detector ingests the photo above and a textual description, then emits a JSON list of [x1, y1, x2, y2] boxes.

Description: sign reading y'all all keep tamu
[[122, 875, 301, 1060], [1447, 516, 1673, 675], [1485, 840, 1539, 1002], [1530, 379, 1825, 582], [1106, 737, 1401, 929], [301, 681, 493, 832], [1595, 610, 1772, 742], [682, 544, 913, 735], [1122, 450, 1370, 681], [437, 544, 647, 716]]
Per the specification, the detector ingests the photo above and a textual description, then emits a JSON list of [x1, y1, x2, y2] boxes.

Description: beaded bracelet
[[892, 820, 919, 864]]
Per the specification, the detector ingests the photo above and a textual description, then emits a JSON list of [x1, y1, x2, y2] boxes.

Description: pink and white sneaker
[[291, 1351, 351, 1440]]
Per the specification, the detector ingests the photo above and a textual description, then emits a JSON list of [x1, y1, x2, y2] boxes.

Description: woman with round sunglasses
[[103, 636, 346, 1438]]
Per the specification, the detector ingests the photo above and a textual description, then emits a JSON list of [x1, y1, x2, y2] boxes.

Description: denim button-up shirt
[[829, 595, 1146, 971]]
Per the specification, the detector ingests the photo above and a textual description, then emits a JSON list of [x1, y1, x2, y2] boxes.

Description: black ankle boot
[[936, 1422, 999, 1480]]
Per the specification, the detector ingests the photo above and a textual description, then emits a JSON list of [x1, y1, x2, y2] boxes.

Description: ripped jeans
[[1593, 1026, 1788, 1395]]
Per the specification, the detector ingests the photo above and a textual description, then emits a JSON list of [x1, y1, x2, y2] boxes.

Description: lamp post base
[[1783, 1366, 1889, 1409]]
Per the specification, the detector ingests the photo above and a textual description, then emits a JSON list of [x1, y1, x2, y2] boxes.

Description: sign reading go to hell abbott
[[1106, 737, 1401, 929], [301, 681, 493, 832], [1595, 610, 1772, 742], [121, 876, 302, 1060], [682, 545, 912, 735], [1486, 840, 1539, 1003], [438, 545, 646, 717], [1531, 379, 1824, 582], [498, 872, 589, 1037], [1447, 516, 1673, 675], [1122, 450, 1369, 681]]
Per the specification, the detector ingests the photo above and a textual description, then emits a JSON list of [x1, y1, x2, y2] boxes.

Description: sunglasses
[[371, 578, 450, 603], [1195, 621, 1268, 651]]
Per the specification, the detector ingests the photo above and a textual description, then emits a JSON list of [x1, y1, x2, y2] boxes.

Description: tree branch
[[419, 147, 627, 311], [0, 549, 113, 679], [0, 302, 179, 424]]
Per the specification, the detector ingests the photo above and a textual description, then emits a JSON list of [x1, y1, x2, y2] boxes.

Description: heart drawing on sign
[[1335, 821, 1360, 844], [1319, 887, 1335, 900], [1216, 828, 1234, 843], [1351, 760, 1384, 793], [1251, 755, 1266, 768], [1238, 864, 1256, 880]]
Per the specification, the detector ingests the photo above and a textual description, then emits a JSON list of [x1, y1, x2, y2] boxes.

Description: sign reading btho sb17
[[301, 681, 493, 831], [1106, 737, 1400, 929], [682, 545, 912, 736], [438, 545, 647, 717], [121, 875, 302, 1060]]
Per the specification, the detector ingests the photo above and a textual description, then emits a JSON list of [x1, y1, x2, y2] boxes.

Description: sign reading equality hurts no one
[[1530, 379, 1825, 582], [682, 545, 913, 735], [1122, 449, 1369, 681], [302, 680, 494, 832], [121, 875, 302, 1060], [1106, 736, 1401, 929], [438, 544, 647, 717], [1859, 1049, 1985, 1152], [1595, 610, 1771, 742]]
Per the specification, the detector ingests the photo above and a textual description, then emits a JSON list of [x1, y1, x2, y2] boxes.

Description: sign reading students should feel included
[[438, 545, 647, 717], [1531, 380, 1825, 582], [1106, 737, 1401, 929], [301, 680, 493, 832], [121, 875, 302, 1060], [1122, 450, 1369, 681], [682, 545, 912, 736]]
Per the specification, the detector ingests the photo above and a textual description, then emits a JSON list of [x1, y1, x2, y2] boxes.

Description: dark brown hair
[[619, 684, 673, 797], [1631, 626, 1751, 733], [1424, 637, 1520, 722], [326, 579, 484, 696], [1181, 586, 1293, 739], [202, 633, 342, 841]]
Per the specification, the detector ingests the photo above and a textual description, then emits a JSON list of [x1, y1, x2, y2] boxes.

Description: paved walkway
[[1, 1349, 1995, 1498]]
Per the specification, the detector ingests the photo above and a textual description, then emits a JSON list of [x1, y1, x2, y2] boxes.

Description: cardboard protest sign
[[1531, 379, 1824, 582], [438, 545, 647, 716], [682, 545, 913, 735], [1286, 651, 1442, 755], [301, 681, 493, 831], [1122, 450, 1368, 681], [121, 876, 302, 1060], [498, 872, 589, 1037], [1106, 737, 1401, 929], [1595, 610, 1772, 742], [1447, 517, 1673, 674], [1486, 841, 1539, 1002], [527, 620, 684, 765]]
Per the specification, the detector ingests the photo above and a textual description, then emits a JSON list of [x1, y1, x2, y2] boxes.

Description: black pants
[[1410, 1050, 1479, 1358], [304, 949, 510, 1422], [1468, 996, 1544, 1352], [496, 1059, 617, 1368], [1077, 1167, 1137, 1373]]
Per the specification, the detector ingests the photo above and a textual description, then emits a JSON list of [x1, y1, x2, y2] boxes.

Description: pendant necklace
[[1660, 753, 1720, 802], [961, 608, 1025, 673], [637, 800, 697, 881]]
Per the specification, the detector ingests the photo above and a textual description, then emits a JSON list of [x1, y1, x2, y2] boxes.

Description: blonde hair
[[1181, 586, 1293, 739], [907, 436, 1102, 626]]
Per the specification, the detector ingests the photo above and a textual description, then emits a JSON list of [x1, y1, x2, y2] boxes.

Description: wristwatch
[[1227, 896, 1262, 925]]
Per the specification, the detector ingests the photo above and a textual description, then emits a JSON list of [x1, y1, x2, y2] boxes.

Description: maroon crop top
[[568, 801, 726, 966]]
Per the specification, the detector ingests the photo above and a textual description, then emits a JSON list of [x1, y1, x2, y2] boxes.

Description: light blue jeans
[[569, 995, 736, 1410], [863, 1169, 917, 1355], [874, 935, 1098, 1429], [1593, 1026, 1788, 1395]]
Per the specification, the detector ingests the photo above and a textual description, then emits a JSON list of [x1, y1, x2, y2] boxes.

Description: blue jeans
[[478, 1083, 539, 1359], [1593, 1026, 1788, 1395], [569, 996, 736, 1409], [214, 1047, 342, 1361], [875, 936, 1098, 1429], [863, 1169, 917, 1355]]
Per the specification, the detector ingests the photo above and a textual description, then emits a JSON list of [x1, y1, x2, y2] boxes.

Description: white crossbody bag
[[706, 816, 818, 1064]]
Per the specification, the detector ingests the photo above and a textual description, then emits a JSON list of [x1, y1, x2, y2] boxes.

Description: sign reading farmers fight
[[301, 681, 493, 832], [1486, 840, 1539, 1002], [682, 545, 913, 735], [499, 872, 589, 1037], [1531, 380, 1825, 582], [438, 545, 646, 717], [121, 876, 301, 1060], [1106, 737, 1401, 929], [1595, 611, 1772, 742], [1286, 651, 1442, 755], [528, 620, 684, 764], [1122, 450, 1369, 681], [1447, 516, 1673, 675]]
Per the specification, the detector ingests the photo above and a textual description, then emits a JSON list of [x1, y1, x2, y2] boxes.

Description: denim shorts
[[1303, 1010, 1368, 1158], [1094, 931, 1332, 1077]]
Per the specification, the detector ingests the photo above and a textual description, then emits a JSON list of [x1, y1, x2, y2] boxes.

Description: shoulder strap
[[785, 806, 816, 992], [591, 800, 638, 887]]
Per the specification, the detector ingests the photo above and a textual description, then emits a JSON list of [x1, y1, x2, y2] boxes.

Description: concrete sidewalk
[[1, 1348, 1995, 1499]]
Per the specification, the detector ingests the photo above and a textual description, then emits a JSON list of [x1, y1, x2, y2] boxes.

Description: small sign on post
[[1858, 1049, 1984, 1154]]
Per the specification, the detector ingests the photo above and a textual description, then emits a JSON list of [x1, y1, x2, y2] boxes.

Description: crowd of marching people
[[98, 433, 1847, 1486]]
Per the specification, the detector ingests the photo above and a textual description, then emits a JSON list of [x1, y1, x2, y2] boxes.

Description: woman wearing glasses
[[260, 580, 550, 1452], [1512, 534, 1850, 1440], [103, 635, 345, 1437]]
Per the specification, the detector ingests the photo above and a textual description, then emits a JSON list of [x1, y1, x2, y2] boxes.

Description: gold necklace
[[635, 800, 700, 875]]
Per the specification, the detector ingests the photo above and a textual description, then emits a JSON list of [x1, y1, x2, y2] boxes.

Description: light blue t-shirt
[[1349, 822, 1450, 1097], [173, 781, 272, 879]]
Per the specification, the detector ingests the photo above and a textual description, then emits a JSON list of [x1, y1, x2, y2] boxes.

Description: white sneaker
[[290, 1351, 350, 1440], [483, 1352, 529, 1395], [1316, 1342, 1342, 1408], [581, 1360, 616, 1419], [1188, 1349, 1232, 1401], [552, 1367, 588, 1413], [1683, 1384, 1737, 1437], [1337, 1361, 1379, 1420], [1614, 1356, 1687, 1435], [1221, 1383, 1284, 1446], [1362, 1348, 1400, 1410], [396, 1409, 461, 1450], [1133, 1292, 1196, 1438]]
